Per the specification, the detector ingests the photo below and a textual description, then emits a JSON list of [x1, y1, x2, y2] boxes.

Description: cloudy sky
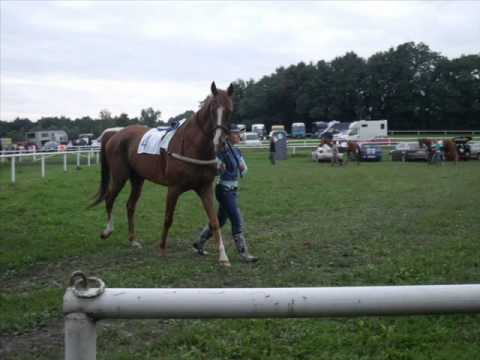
[[1, 1, 479, 122]]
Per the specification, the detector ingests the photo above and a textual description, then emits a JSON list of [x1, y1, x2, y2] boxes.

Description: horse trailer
[[251, 124, 266, 139], [26, 130, 69, 147], [291, 122, 306, 138], [335, 120, 388, 141]]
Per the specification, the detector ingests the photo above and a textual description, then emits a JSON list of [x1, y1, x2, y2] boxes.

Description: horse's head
[[208, 81, 234, 153], [419, 138, 430, 149]]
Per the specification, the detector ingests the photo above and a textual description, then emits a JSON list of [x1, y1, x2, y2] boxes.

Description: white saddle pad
[[137, 119, 186, 155]]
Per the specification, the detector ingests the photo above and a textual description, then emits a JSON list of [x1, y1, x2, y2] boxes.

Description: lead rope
[[168, 152, 217, 165], [168, 113, 221, 166]]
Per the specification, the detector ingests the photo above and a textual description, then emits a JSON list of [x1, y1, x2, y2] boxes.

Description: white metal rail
[[63, 272, 480, 360], [0, 149, 99, 183], [2, 137, 479, 183]]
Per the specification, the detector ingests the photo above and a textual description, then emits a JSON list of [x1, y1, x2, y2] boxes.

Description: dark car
[[41, 141, 59, 152], [359, 144, 383, 161], [391, 142, 428, 161]]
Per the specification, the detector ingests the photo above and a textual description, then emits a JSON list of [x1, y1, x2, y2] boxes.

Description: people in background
[[331, 141, 342, 166], [432, 140, 444, 164], [269, 136, 276, 165]]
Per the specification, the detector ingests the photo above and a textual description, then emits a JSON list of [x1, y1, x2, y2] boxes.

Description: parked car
[[359, 144, 383, 161], [390, 142, 428, 161], [41, 141, 59, 152], [468, 141, 480, 160], [242, 132, 262, 146], [311, 144, 342, 162]]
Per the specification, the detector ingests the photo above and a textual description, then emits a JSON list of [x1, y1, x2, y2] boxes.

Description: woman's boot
[[192, 226, 211, 255], [233, 233, 258, 262]]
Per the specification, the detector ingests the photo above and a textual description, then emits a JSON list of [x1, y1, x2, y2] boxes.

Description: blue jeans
[[432, 151, 442, 164], [202, 184, 244, 238]]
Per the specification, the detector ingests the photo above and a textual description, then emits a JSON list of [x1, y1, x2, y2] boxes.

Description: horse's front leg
[[160, 186, 182, 257], [197, 183, 231, 267]]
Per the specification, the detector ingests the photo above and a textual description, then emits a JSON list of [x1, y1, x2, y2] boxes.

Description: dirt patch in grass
[[0, 320, 63, 360], [1, 247, 153, 294]]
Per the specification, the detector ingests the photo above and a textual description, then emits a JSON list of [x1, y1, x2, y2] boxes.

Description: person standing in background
[[269, 136, 276, 165]]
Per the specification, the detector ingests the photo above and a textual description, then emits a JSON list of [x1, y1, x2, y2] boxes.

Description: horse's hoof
[[159, 249, 167, 257], [219, 260, 231, 268], [130, 240, 143, 249]]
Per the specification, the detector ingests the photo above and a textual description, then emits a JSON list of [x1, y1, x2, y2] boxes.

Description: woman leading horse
[[91, 82, 235, 267]]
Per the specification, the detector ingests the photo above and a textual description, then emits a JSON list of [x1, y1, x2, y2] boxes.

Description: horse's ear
[[211, 81, 218, 96], [227, 83, 234, 97]]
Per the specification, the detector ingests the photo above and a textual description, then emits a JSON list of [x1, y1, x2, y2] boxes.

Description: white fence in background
[[1, 145, 311, 184], [2, 136, 479, 184], [0, 149, 99, 184], [64, 272, 480, 360], [389, 129, 480, 135]]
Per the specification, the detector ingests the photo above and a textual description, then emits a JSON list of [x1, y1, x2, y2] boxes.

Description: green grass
[[1, 151, 480, 359]]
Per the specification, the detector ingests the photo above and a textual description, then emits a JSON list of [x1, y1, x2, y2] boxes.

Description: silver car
[[390, 142, 428, 161], [469, 141, 480, 160]]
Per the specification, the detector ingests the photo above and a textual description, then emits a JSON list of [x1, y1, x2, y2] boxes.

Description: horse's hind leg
[[101, 168, 128, 239], [127, 173, 144, 248], [159, 186, 182, 256]]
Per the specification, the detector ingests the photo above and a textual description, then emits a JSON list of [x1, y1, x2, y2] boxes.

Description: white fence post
[[11, 156, 16, 183], [87, 151, 91, 167], [41, 155, 46, 178], [76, 152, 80, 168], [64, 153, 68, 172], [65, 313, 96, 360]]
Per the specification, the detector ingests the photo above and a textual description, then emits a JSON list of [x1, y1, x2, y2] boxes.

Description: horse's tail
[[90, 131, 116, 208]]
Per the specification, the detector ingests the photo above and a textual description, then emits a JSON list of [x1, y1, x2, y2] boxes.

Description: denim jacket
[[217, 146, 247, 187]]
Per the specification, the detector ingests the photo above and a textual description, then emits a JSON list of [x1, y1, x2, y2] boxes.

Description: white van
[[251, 124, 266, 139], [335, 120, 388, 141], [242, 132, 261, 147], [469, 141, 480, 159], [268, 125, 285, 138]]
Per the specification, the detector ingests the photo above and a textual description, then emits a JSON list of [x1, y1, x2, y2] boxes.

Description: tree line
[[0, 108, 194, 142], [1, 42, 479, 141], [231, 42, 479, 132]]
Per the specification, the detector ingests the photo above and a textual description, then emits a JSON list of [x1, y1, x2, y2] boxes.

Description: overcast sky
[[1, 1, 479, 122]]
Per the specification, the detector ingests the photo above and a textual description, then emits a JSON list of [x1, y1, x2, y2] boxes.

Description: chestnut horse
[[346, 141, 361, 164], [91, 82, 234, 266]]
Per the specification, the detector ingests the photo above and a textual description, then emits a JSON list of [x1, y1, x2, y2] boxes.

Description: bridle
[[167, 102, 232, 167]]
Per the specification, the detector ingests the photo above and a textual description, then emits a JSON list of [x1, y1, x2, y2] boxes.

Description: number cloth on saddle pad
[[137, 119, 186, 155]]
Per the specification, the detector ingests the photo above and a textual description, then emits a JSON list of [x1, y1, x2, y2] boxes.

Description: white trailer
[[26, 130, 69, 147], [251, 124, 266, 139], [336, 120, 388, 141]]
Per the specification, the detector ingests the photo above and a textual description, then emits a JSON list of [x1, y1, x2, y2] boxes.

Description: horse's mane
[[199, 95, 213, 109]]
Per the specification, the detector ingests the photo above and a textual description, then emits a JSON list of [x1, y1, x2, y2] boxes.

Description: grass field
[[1, 150, 480, 359]]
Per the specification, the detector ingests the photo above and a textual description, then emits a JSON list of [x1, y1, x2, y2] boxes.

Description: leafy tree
[[167, 110, 194, 126], [114, 113, 132, 127], [1, 42, 479, 140], [99, 109, 112, 120], [140, 107, 161, 127], [329, 52, 367, 121]]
